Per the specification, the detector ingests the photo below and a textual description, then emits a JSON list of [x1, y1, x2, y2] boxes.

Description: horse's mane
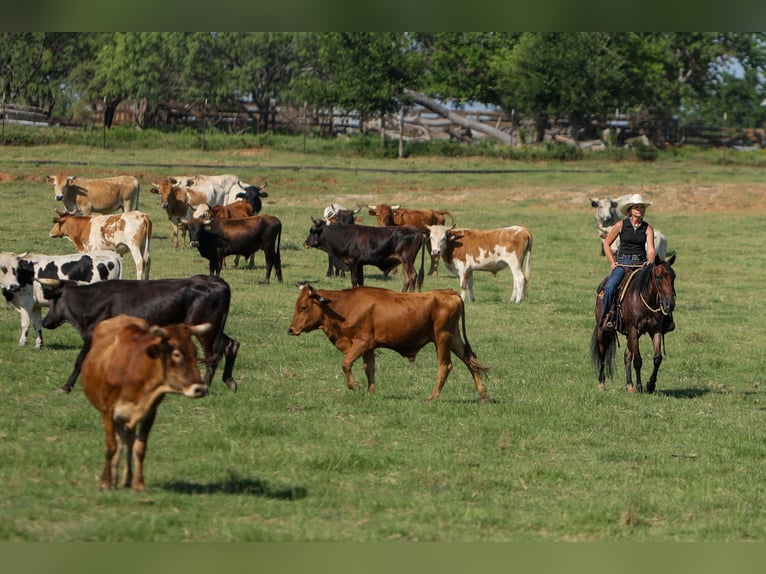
[[629, 260, 674, 296]]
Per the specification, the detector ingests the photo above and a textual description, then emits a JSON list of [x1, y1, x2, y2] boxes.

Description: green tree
[[492, 33, 624, 142]]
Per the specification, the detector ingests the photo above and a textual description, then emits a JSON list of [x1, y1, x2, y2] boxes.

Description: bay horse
[[590, 254, 676, 393]]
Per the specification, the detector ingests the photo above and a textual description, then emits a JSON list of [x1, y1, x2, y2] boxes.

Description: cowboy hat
[[618, 193, 653, 216]]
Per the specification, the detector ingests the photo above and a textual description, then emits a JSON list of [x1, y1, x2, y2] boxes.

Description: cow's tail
[[416, 233, 426, 291], [142, 216, 152, 279], [459, 299, 490, 375], [275, 223, 283, 266], [522, 230, 533, 300]]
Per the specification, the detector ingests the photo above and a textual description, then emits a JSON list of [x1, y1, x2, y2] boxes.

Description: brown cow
[[150, 178, 210, 249], [367, 204, 454, 275], [288, 285, 489, 401], [80, 314, 210, 491], [47, 174, 140, 216]]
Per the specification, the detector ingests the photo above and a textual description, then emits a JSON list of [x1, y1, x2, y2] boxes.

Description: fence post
[[103, 97, 107, 149], [1, 93, 5, 146], [203, 98, 208, 151]]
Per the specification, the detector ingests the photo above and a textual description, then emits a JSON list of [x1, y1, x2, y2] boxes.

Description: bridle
[[640, 262, 674, 316]]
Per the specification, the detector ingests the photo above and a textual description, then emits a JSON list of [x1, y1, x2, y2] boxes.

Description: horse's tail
[[590, 325, 616, 379]]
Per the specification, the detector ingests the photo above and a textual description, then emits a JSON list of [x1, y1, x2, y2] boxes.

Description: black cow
[[185, 215, 283, 283], [234, 182, 269, 214], [304, 219, 425, 292], [321, 205, 360, 278], [39, 275, 240, 394]]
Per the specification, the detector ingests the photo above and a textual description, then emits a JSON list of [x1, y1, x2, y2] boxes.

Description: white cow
[[168, 174, 246, 206], [0, 251, 122, 348], [426, 224, 533, 303], [48, 210, 152, 280]]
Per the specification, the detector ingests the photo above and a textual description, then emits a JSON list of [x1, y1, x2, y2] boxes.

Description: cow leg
[[120, 425, 136, 489], [17, 305, 32, 347], [461, 271, 475, 302], [171, 222, 179, 249], [350, 264, 364, 287], [509, 260, 525, 303], [131, 400, 162, 491], [363, 349, 376, 394], [341, 345, 366, 390], [31, 308, 44, 349], [220, 336, 240, 392], [402, 262, 416, 293], [449, 334, 489, 402], [100, 414, 119, 490], [429, 335, 455, 400], [60, 340, 90, 393]]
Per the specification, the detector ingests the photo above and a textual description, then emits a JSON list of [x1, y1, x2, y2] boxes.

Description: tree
[[492, 33, 624, 142]]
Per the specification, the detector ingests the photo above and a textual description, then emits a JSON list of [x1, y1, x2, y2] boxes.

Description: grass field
[[1, 143, 765, 541]]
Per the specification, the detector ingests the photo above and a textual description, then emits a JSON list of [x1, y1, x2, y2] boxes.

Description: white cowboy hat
[[618, 193, 653, 216]]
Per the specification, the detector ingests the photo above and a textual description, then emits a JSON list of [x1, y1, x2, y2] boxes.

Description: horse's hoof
[[598, 383, 606, 391], [225, 379, 238, 393], [626, 384, 636, 393]]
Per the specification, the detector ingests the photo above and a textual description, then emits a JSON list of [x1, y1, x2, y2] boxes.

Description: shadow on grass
[[162, 476, 308, 500], [43, 342, 81, 351], [656, 388, 711, 399], [384, 394, 500, 405]]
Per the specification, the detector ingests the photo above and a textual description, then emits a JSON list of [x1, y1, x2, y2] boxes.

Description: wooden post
[[303, 101, 308, 154], [203, 98, 208, 151], [1, 93, 5, 146], [398, 106, 404, 159], [103, 96, 107, 149]]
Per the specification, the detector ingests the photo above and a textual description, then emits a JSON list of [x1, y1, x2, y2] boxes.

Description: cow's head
[[288, 284, 329, 336], [304, 218, 327, 249], [47, 174, 77, 202], [150, 178, 183, 209], [49, 210, 73, 239], [367, 204, 399, 226], [145, 322, 211, 398], [590, 197, 620, 228], [0, 252, 22, 292], [425, 224, 457, 256], [183, 219, 212, 247], [38, 278, 71, 329]]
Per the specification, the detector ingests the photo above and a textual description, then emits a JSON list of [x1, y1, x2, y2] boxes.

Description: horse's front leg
[[645, 332, 663, 394], [624, 330, 642, 393]]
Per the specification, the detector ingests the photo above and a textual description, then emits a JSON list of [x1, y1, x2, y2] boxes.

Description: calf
[[185, 215, 283, 283], [150, 178, 209, 249], [39, 274, 240, 394], [288, 285, 489, 401], [47, 174, 140, 216], [426, 224, 533, 303], [367, 204, 455, 275], [0, 251, 122, 348], [49, 210, 152, 280], [81, 314, 209, 491], [304, 219, 425, 292]]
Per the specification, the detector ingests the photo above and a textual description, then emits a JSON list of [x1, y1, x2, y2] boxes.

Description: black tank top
[[618, 218, 648, 258]]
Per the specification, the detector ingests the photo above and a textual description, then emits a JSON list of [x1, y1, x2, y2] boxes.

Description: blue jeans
[[601, 256, 645, 323]]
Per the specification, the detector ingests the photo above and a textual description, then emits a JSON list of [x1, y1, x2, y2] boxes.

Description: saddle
[[596, 266, 643, 334]]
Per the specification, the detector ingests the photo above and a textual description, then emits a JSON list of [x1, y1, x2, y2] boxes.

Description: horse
[[590, 254, 676, 393]]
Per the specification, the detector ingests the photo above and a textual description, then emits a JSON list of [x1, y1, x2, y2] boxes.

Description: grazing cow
[[288, 285, 489, 401], [590, 196, 668, 257], [321, 204, 361, 278], [367, 204, 454, 275], [0, 251, 122, 348], [39, 274, 240, 394], [47, 174, 140, 216], [167, 174, 240, 206], [185, 215, 283, 283], [426, 224, 533, 303], [49, 210, 152, 280], [81, 314, 209, 491], [304, 219, 426, 292]]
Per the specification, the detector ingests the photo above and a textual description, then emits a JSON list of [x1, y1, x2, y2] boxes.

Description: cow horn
[[391, 204, 401, 210], [367, 205, 376, 210], [36, 277, 61, 287], [189, 323, 212, 335]]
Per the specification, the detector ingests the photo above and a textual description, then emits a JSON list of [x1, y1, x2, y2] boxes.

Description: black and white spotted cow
[[0, 251, 123, 348]]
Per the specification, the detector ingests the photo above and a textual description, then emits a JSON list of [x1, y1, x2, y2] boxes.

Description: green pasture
[[0, 144, 765, 541]]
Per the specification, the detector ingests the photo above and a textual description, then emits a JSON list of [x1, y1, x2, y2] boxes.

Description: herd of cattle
[[0, 170, 659, 490]]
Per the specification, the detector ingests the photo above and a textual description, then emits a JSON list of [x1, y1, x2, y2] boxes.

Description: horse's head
[[651, 254, 676, 315]]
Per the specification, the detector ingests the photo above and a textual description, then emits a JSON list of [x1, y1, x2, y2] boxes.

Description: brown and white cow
[[47, 174, 140, 216], [426, 224, 532, 303], [49, 210, 152, 280], [150, 177, 210, 249], [367, 204, 454, 275], [288, 285, 489, 401], [80, 314, 210, 491]]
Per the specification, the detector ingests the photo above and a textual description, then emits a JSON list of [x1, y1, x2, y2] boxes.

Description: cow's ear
[[146, 326, 169, 359], [67, 176, 77, 184], [46, 175, 54, 183]]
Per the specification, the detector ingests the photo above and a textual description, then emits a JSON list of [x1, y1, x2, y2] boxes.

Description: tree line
[[2, 32, 765, 145]]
